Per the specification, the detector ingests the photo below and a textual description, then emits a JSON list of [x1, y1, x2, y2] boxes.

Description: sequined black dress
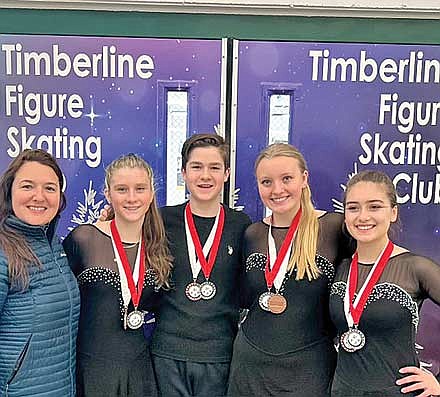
[[227, 212, 347, 397], [63, 224, 160, 397], [329, 252, 440, 397]]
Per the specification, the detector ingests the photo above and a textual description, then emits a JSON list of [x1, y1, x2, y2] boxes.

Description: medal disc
[[126, 310, 144, 330], [340, 327, 366, 352], [268, 294, 287, 314], [200, 281, 216, 300], [258, 291, 274, 311], [185, 282, 202, 301]]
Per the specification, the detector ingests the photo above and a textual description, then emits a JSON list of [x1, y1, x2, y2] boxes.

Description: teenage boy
[[151, 134, 251, 397]]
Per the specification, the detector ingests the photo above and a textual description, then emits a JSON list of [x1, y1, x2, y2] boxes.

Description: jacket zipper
[[6, 336, 32, 391], [43, 227, 75, 396]]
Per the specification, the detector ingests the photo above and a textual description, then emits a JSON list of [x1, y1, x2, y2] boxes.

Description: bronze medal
[[267, 293, 287, 314], [263, 209, 301, 315]]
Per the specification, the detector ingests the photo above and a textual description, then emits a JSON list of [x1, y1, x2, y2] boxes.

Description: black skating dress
[[63, 224, 160, 397], [329, 252, 440, 397], [228, 212, 347, 397]]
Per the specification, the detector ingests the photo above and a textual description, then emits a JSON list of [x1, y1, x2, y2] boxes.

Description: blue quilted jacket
[[0, 216, 80, 397]]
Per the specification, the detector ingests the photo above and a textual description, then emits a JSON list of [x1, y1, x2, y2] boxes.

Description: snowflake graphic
[[69, 180, 104, 230], [231, 187, 245, 211], [331, 162, 359, 213], [213, 123, 222, 136]]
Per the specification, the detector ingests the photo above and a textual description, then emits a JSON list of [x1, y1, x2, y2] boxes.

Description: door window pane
[[265, 93, 292, 217], [268, 93, 291, 144], [166, 90, 188, 205]]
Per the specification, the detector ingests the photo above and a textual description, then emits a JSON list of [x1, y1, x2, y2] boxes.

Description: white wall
[[1, 0, 440, 18]]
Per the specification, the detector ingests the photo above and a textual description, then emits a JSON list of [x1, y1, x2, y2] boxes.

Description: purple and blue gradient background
[[1, 35, 438, 372], [235, 41, 440, 371], [0, 34, 222, 233]]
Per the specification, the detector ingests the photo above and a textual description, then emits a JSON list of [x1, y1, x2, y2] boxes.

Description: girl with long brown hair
[[63, 153, 172, 396]]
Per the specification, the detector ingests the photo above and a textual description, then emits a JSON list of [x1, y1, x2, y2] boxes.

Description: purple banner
[[0, 34, 223, 236], [234, 40, 440, 374]]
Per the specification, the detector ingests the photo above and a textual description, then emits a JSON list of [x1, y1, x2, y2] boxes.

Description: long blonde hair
[[255, 143, 320, 281], [105, 153, 172, 287]]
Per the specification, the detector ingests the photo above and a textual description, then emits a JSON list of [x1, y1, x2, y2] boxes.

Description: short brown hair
[[181, 133, 229, 170]]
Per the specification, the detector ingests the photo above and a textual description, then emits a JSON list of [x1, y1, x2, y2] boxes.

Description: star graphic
[[84, 99, 104, 127]]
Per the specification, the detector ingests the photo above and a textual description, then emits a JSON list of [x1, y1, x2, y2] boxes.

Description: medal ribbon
[[184, 205, 221, 280], [265, 207, 302, 290], [110, 219, 145, 309], [344, 240, 394, 327], [185, 203, 225, 280], [267, 221, 293, 291]]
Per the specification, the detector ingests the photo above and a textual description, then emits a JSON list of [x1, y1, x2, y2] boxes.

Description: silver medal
[[258, 291, 274, 311], [200, 281, 216, 300], [340, 327, 366, 352], [185, 282, 202, 301], [126, 309, 144, 330]]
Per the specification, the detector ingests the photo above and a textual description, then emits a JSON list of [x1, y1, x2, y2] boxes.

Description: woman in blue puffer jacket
[[0, 149, 80, 397]]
